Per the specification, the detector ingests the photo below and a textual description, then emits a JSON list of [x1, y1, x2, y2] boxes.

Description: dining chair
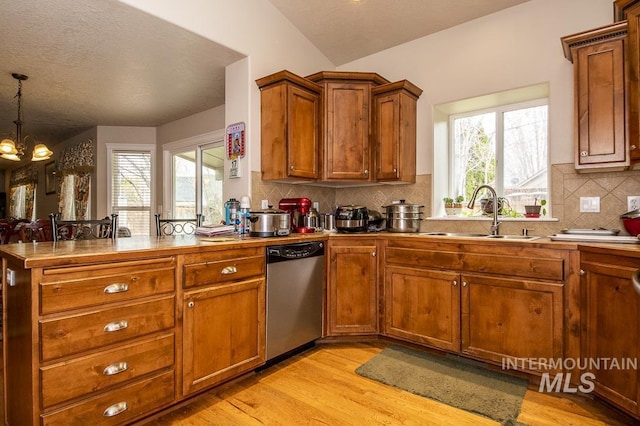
[[49, 214, 118, 241], [19, 219, 53, 243], [155, 214, 203, 236]]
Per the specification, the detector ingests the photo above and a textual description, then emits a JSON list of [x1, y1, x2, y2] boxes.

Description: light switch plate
[[580, 197, 600, 213]]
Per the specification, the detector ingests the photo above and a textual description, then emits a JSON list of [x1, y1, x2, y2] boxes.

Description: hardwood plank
[[143, 343, 635, 425]]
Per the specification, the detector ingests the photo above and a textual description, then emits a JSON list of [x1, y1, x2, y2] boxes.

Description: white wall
[[119, 0, 335, 201], [339, 0, 613, 175]]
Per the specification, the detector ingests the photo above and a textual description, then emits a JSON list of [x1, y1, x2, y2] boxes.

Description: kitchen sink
[[486, 235, 541, 240], [420, 232, 489, 237], [420, 232, 541, 240]]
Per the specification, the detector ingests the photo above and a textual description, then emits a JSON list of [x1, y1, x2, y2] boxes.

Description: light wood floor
[[145, 342, 635, 426]]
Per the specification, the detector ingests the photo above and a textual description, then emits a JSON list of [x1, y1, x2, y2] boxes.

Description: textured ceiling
[[0, 0, 528, 167], [0, 0, 244, 149]]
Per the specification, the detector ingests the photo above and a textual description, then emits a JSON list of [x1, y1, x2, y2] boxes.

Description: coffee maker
[[278, 197, 316, 233]]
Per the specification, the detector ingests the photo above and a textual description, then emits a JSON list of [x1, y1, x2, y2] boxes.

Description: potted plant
[[524, 198, 546, 218], [444, 197, 462, 216], [454, 195, 464, 208]]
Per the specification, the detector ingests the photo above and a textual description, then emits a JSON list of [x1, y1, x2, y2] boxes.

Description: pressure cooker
[[248, 209, 291, 237]]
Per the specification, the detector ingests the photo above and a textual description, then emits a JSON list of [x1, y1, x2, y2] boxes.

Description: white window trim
[[161, 130, 225, 219], [106, 143, 156, 234]]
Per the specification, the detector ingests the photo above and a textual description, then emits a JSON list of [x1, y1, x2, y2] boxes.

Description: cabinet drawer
[[386, 247, 564, 281], [41, 370, 175, 426], [41, 333, 174, 408], [40, 258, 176, 314], [183, 247, 265, 288], [40, 296, 175, 361]]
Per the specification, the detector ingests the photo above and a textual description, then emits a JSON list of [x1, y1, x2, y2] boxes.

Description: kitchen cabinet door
[[562, 22, 630, 171], [461, 273, 564, 372], [581, 250, 640, 417], [182, 278, 265, 396], [326, 239, 378, 335], [624, 2, 640, 164], [384, 266, 460, 352], [323, 81, 372, 181], [373, 81, 422, 183], [257, 70, 321, 181], [307, 72, 389, 182]]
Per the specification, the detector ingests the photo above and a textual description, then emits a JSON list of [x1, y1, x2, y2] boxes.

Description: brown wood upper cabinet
[[307, 71, 387, 182], [562, 22, 630, 172], [373, 81, 423, 183], [616, 0, 640, 164], [257, 70, 422, 183], [256, 71, 322, 181]]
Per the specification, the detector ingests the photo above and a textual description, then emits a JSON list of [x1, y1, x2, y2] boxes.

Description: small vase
[[445, 206, 461, 216]]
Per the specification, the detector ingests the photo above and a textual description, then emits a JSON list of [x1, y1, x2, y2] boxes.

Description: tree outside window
[[450, 100, 548, 216]]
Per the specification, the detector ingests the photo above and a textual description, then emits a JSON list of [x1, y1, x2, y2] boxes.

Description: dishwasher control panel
[[267, 241, 324, 262]]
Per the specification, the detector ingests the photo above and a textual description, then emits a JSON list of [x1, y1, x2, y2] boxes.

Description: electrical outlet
[[580, 197, 600, 213], [628, 196, 640, 211], [261, 199, 269, 209]]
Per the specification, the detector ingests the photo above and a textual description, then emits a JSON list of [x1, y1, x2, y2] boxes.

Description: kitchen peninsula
[[1, 233, 639, 424]]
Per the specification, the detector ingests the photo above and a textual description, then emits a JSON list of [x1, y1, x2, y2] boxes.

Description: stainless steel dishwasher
[[265, 241, 324, 361]]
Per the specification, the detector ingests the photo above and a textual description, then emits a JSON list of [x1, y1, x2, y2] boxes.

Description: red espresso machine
[[278, 197, 316, 233]]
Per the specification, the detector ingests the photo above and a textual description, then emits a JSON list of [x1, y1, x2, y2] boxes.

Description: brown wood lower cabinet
[[384, 266, 460, 352], [326, 239, 378, 335], [580, 247, 640, 418], [461, 273, 563, 369], [383, 239, 573, 374], [182, 277, 265, 395]]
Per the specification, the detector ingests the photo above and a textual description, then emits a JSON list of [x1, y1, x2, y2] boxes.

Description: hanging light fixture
[[1, 73, 53, 162]]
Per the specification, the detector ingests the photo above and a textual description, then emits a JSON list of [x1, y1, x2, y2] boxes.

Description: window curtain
[[57, 139, 95, 220], [8, 164, 37, 219]]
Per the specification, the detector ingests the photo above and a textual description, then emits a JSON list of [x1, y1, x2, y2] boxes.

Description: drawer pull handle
[[103, 283, 129, 294], [103, 362, 128, 376], [103, 401, 128, 417], [632, 270, 640, 296], [221, 266, 237, 274], [104, 320, 129, 333]]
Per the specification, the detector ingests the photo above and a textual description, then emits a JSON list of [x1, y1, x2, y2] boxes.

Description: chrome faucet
[[467, 185, 501, 235]]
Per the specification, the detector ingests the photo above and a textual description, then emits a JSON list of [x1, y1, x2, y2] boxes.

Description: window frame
[[106, 143, 156, 235], [161, 129, 225, 221], [448, 98, 549, 202]]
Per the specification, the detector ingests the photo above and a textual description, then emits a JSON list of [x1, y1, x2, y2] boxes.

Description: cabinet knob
[[631, 145, 637, 151], [393, 168, 397, 173], [188, 301, 195, 308], [290, 166, 295, 170], [372, 252, 376, 257], [364, 169, 369, 175], [580, 151, 588, 157], [462, 281, 468, 287], [103, 401, 128, 417], [579, 269, 585, 276], [452, 280, 457, 286]]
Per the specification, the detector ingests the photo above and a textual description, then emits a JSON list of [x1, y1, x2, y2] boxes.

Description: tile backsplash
[[252, 163, 640, 235]]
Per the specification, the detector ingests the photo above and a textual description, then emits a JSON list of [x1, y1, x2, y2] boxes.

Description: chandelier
[[0, 73, 53, 162]]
